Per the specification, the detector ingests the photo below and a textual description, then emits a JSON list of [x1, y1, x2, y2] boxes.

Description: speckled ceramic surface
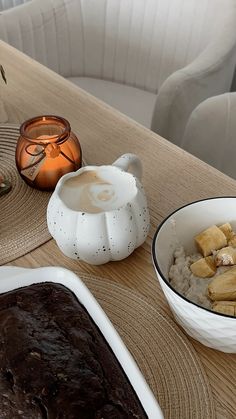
[[47, 154, 150, 265]]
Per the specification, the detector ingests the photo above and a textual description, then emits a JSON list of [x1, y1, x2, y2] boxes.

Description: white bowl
[[0, 266, 163, 418], [152, 197, 236, 353]]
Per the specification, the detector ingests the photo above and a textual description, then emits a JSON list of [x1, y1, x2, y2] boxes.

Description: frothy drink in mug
[[47, 154, 150, 265], [60, 167, 137, 213]]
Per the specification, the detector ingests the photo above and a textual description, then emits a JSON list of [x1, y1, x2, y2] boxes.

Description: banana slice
[[215, 246, 236, 266], [208, 266, 236, 301], [195, 225, 227, 257], [228, 233, 236, 248], [219, 223, 232, 240], [212, 301, 236, 316], [190, 256, 216, 278]]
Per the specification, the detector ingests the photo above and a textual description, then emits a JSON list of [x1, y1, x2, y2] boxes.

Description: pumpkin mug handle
[[112, 153, 142, 180]]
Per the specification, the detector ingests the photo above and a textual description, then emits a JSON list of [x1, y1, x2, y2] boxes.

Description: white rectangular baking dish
[[0, 266, 163, 419]]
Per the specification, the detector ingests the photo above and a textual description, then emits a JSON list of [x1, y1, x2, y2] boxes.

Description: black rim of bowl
[[152, 196, 236, 320]]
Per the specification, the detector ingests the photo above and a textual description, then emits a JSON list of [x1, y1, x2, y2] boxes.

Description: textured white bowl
[[152, 197, 236, 353], [0, 266, 163, 418]]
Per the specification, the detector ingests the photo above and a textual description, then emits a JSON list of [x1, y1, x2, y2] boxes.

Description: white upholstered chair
[[182, 93, 236, 179], [0, 0, 29, 11], [1, 0, 236, 147]]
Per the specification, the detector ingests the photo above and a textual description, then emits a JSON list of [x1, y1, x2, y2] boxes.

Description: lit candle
[[16, 116, 82, 191]]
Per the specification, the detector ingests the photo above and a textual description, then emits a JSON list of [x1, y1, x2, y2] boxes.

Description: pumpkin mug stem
[[112, 153, 142, 180]]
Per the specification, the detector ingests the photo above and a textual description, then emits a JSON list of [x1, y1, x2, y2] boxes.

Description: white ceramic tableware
[[152, 197, 236, 353], [47, 153, 150, 265], [0, 266, 163, 418]]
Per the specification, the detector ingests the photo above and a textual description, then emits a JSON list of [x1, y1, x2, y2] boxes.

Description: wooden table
[[1, 40, 236, 418]]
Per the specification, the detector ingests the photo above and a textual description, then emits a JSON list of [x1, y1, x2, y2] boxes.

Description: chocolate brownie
[[0, 282, 147, 418]]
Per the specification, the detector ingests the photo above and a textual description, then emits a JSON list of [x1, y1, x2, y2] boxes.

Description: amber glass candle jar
[[16, 115, 82, 191]]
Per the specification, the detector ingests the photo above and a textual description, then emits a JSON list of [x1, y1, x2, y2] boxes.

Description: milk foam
[[59, 167, 137, 213]]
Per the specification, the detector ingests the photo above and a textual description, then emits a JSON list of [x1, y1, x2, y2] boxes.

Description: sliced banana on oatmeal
[[219, 223, 233, 240], [190, 256, 216, 278], [215, 246, 236, 266], [195, 225, 227, 257], [212, 301, 236, 316], [208, 267, 236, 301], [228, 233, 236, 248]]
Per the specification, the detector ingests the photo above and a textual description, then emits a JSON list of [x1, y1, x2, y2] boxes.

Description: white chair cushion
[[67, 77, 157, 128]]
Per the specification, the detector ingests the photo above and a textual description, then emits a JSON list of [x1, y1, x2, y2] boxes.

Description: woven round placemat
[[81, 275, 216, 419], [0, 124, 51, 265]]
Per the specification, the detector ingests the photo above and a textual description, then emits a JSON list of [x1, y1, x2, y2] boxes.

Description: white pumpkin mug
[[47, 153, 150, 265]]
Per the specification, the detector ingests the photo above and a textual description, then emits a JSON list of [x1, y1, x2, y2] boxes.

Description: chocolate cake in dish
[[0, 282, 147, 418]]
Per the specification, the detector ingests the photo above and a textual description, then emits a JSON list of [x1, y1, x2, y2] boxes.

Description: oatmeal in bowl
[[169, 221, 236, 315], [152, 197, 236, 353]]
